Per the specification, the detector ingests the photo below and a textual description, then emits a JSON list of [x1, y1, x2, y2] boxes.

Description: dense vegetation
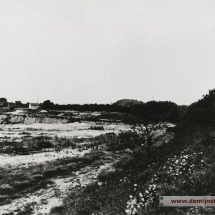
[[185, 89, 215, 127], [113, 99, 144, 107], [3, 88, 215, 215], [42, 100, 181, 123], [48, 126, 215, 215], [48, 88, 215, 215]]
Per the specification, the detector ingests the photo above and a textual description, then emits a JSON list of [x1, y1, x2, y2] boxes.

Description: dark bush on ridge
[[13, 180, 31, 190], [0, 184, 14, 195], [185, 89, 215, 127], [43, 169, 56, 178], [31, 174, 44, 181], [97, 168, 116, 182], [89, 126, 104, 130]]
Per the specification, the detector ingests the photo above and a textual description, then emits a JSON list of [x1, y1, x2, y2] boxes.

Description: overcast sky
[[0, 0, 215, 105]]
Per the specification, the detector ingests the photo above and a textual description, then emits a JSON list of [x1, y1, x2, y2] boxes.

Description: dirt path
[[0, 148, 90, 168], [0, 152, 121, 215]]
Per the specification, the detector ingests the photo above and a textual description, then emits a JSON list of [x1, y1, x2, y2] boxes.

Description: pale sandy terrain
[[0, 148, 89, 168], [0, 122, 130, 140], [0, 115, 129, 215], [0, 151, 120, 215], [0, 110, 174, 215]]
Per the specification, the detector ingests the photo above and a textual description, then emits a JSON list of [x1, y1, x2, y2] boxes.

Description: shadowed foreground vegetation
[[49, 126, 215, 215], [3, 88, 215, 215]]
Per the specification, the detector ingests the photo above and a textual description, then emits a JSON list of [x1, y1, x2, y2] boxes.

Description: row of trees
[[136, 88, 215, 166], [42, 100, 181, 123], [90, 88, 215, 128], [184, 89, 215, 127], [41, 89, 215, 167]]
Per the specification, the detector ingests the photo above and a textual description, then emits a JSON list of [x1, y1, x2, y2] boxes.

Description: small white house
[[29, 103, 39, 109]]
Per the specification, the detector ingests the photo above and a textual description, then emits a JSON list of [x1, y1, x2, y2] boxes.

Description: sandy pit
[[0, 113, 132, 215], [0, 122, 130, 141], [0, 148, 90, 168], [0, 152, 120, 215]]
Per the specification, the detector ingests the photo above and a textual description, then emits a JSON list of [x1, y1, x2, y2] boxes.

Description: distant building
[[15, 101, 22, 108], [0, 98, 8, 108], [8, 102, 15, 110], [21, 103, 29, 109], [29, 103, 39, 109]]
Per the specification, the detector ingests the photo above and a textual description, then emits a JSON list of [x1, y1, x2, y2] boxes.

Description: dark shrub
[[0, 184, 14, 195], [97, 168, 116, 182], [13, 180, 31, 189], [38, 141, 53, 149], [66, 163, 77, 170], [43, 169, 56, 178], [31, 174, 44, 181], [89, 126, 104, 130], [50, 206, 64, 214], [0, 195, 10, 201]]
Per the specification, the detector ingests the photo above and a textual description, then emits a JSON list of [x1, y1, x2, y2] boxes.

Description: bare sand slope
[[0, 153, 119, 215], [0, 148, 90, 168]]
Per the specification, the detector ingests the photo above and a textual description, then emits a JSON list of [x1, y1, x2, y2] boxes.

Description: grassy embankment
[[50, 126, 215, 215]]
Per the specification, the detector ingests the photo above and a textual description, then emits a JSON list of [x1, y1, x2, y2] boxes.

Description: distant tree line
[[42, 100, 181, 123], [184, 89, 215, 127], [129, 101, 180, 123]]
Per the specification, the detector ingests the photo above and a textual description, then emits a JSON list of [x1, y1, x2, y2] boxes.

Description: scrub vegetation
[[1, 88, 215, 214]]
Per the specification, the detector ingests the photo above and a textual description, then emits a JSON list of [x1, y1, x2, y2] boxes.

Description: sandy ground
[[1, 121, 130, 132], [0, 119, 125, 214], [0, 148, 90, 168], [0, 122, 130, 140], [0, 152, 119, 215], [0, 116, 174, 215]]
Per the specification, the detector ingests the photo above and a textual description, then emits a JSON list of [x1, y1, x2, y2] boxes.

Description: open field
[[0, 149, 124, 215], [1, 108, 209, 215], [0, 110, 134, 215], [0, 109, 177, 215]]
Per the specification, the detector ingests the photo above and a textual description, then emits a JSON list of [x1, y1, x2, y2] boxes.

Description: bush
[[19, 132, 31, 135], [43, 167, 68, 178], [38, 141, 53, 149], [50, 206, 64, 214], [66, 163, 77, 170], [16, 203, 34, 215], [0, 195, 10, 201], [89, 126, 104, 130], [31, 174, 44, 181], [43, 169, 56, 178], [97, 168, 116, 182], [31, 170, 42, 175], [13, 180, 31, 189], [55, 166, 68, 174], [0, 184, 14, 195]]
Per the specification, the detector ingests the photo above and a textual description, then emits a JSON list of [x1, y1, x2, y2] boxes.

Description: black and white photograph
[[0, 0, 215, 214]]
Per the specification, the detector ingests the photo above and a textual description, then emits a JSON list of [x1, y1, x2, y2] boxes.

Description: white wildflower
[[125, 209, 130, 214], [132, 208, 137, 215]]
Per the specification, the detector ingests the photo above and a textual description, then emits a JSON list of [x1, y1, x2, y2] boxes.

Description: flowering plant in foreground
[[125, 150, 205, 215], [125, 175, 159, 215]]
